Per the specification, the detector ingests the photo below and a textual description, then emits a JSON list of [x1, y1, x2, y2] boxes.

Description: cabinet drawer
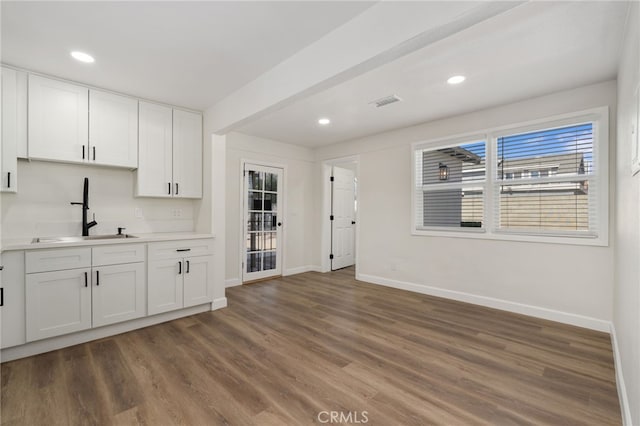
[[148, 239, 213, 261], [26, 247, 91, 273], [92, 244, 145, 266]]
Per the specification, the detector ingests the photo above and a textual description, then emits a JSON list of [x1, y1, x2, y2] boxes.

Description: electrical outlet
[[134, 208, 143, 219], [175, 208, 182, 217]]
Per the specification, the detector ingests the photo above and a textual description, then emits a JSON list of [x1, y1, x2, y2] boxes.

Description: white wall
[[225, 132, 318, 285], [1, 160, 196, 239], [614, 2, 639, 424], [315, 80, 617, 329]]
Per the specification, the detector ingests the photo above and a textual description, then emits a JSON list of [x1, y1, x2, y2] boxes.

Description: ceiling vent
[[370, 94, 403, 108]]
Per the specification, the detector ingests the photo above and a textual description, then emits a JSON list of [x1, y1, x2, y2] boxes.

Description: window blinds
[[495, 123, 596, 234]]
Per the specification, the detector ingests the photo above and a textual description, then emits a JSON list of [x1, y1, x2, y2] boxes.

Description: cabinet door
[[172, 109, 202, 198], [1, 67, 26, 193], [92, 263, 146, 328], [137, 101, 173, 197], [183, 255, 212, 308], [0, 251, 26, 349], [89, 90, 138, 168], [148, 259, 183, 315], [28, 75, 88, 163], [26, 268, 91, 341]]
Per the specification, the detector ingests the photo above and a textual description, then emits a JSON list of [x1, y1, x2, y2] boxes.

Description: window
[[412, 107, 608, 245], [496, 123, 594, 234], [414, 140, 486, 230]]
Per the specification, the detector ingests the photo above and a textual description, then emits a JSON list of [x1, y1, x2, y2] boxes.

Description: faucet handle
[[117, 227, 126, 235]]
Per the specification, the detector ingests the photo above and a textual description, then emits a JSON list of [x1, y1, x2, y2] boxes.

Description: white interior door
[[331, 166, 356, 270], [243, 163, 283, 282]]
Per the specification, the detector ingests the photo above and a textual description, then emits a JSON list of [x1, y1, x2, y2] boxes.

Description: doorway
[[242, 163, 284, 282], [330, 164, 357, 271]]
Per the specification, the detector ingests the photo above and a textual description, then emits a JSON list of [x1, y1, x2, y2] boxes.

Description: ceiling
[[2, 2, 630, 147], [238, 1, 630, 147], [1, 1, 374, 110]]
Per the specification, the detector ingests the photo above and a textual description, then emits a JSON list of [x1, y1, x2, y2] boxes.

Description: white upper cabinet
[[137, 103, 202, 199], [137, 101, 173, 197], [28, 75, 88, 163], [173, 109, 203, 198], [29, 75, 139, 169], [89, 90, 138, 168], [1, 67, 27, 193]]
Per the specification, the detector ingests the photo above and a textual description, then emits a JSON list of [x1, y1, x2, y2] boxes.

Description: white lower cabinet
[[92, 263, 146, 327], [26, 268, 92, 341], [148, 239, 214, 315], [148, 259, 183, 315], [11, 239, 213, 351], [1, 251, 27, 349], [184, 255, 212, 308], [25, 244, 147, 342]]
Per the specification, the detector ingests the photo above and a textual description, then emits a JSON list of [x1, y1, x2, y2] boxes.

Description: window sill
[[411, 228, 608, 247]]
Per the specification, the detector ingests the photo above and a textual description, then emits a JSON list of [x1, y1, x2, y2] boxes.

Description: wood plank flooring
[[1, 267, 621, 425]]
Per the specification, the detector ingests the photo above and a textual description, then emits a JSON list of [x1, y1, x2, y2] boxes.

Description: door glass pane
[[264, 193, 277, 211], [263, 251, 276, 270], [264, 213, 275, 231], [265, 173, 278, 191], [247, 253, 261, 272], [248, 191, 262, 211], [248, 213, 262, 232], [249, 171, 263, 190], [247, 232, 262, 252], [264, 232, 277, 250]]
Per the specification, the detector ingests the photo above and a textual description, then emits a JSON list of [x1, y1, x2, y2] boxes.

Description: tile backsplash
[[1, 160, 196, 240]]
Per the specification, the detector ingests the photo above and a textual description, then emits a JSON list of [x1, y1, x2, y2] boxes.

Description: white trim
[[356, 273, 611, 332], [1, 303, 216, 362], [283, 265, 322, 276], [225, 278, 242, 288], [610, 323, 633, 426], [211, 297, 228, 310]]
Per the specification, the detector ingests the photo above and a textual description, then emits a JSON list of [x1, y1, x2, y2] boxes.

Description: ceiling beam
[[205, 1, 526, 134]]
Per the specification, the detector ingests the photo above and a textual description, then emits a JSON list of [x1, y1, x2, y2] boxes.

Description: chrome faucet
[[70, 177, 98, 236]]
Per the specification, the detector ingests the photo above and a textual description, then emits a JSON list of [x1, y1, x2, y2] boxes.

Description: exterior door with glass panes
[[243, 163, 284, 282]]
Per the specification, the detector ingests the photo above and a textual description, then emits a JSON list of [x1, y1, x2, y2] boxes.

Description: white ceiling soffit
[[206, 1, 526, 133], [237, 1, 629, 147], [0, 1, 375, 110]]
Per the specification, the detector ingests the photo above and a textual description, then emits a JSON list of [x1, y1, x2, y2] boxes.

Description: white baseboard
[[225, 278, 242, 288], [357, 273, 611, 332], [283, 265, 323, 276], [610, 323, 633, 425], [212, 297, 228, 310]]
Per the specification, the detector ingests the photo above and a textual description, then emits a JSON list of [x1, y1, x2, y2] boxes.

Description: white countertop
[[1, 232, 215, 252]]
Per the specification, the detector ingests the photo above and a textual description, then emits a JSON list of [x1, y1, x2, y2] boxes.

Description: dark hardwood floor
[[1, 267, 621, 425]]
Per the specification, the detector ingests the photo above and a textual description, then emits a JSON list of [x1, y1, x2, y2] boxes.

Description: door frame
[[321, 155, 360, 275], [239, 159, 287, 283]]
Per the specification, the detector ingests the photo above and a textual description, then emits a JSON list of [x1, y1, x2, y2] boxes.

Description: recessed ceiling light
[[447, 75, 466, 85], [70, 51, 95, 63], [318, 118, 331, 125]]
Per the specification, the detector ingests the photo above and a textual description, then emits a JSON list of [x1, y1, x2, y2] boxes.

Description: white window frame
[[411, 106, 609, 247]]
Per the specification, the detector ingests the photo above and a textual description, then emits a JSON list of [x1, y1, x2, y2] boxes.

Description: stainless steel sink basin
[[31, 234, 138, 243]]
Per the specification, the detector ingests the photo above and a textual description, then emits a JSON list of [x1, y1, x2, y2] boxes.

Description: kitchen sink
[[31, 234, 138, 243]]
